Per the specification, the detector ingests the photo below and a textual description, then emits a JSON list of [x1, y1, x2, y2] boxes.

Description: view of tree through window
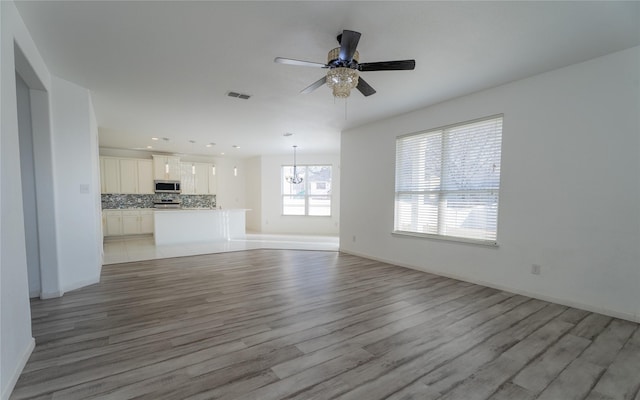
[[394, 115, 503, 243], [282, 165, 332, 216]]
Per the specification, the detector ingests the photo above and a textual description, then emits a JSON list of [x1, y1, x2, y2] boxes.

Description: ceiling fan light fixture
[[275, 30, 414, 99], [326, 68, 359, 98]]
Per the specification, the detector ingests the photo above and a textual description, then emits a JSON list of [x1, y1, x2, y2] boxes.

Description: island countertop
[[153, 208, 248, 245]]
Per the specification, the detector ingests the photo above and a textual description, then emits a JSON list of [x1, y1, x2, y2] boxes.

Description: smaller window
[[282, 165, 332, 216]]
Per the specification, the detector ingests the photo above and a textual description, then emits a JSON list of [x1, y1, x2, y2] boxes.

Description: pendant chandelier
[[286, 145, 303, 184]]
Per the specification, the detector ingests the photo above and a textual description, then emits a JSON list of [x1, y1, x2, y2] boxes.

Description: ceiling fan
[[275, 29, 416, 98]]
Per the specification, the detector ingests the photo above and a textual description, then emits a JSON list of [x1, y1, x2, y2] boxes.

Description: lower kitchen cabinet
[[104, 210, 123, 236], [103, 209, 154, 237], [139, 210, 154, 233]]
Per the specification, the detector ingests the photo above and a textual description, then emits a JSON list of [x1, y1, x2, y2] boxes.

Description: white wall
[[258, 153, 340, 235], [1, 1, 48, 397], [340, 46, 640, 322], [2, 3, 104, 398], [50, 76, 103, 292], [214, 157, 245, 210], [245, 156, 262, 232]]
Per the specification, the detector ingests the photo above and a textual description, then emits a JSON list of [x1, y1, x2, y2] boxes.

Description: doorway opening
[[14, 42, 60, 299]]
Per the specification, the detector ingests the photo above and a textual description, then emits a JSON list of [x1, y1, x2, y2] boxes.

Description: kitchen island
[[154, 209, 248, 245]]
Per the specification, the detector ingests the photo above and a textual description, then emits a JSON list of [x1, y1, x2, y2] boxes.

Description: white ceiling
[[14, 1, 640, 159]]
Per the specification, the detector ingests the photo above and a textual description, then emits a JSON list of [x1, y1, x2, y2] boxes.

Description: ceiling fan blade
[[301, 76, 327, 94], [274, 57, 327, 68], [339, 30, 361, 61], [356, 77, 376, 97], [358, 60, 416, 72]]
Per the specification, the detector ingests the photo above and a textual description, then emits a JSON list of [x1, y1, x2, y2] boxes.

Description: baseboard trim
[[63, 276, 100, 294], [40, 290, 64, 299], [1, 337, 35, 400], [339, 248, 640, 323]]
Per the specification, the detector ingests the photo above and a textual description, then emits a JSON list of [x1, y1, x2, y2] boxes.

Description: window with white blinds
[[394, 115, 503, 244]]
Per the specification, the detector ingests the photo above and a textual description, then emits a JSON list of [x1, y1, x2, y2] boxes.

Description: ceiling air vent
[[227, 91, 251, 100]]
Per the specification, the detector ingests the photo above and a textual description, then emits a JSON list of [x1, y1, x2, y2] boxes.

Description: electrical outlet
[[531, 264, 541, 275]]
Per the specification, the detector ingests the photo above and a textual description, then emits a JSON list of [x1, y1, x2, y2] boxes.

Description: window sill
[[391, 231, 498, 247], [281, 215, 333, 218]]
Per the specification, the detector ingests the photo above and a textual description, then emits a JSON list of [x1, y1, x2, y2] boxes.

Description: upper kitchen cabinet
[[180, 162, 216, 194], [195, 163, 211, 194], [101, 156, 121, 194], [152, 155, 181, 181], [137, 160, 154, 194], [119, 158, 138, 193], [100, 156, 155, 194], [180, 162, 196, 194]]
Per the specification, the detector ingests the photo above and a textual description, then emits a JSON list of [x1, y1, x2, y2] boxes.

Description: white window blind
[[394, 115, 503, 244]]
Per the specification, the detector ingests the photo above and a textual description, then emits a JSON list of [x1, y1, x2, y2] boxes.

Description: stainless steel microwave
[[154, 180, 181, 194]]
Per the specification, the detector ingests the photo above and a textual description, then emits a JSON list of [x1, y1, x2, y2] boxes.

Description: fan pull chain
[[344, 98, 348, 120]]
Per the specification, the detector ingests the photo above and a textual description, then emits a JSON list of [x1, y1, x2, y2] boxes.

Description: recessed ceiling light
[[151, 137, 159, 141], [232, 145, 240, 149], [220, 152, 225, 156], [206, 142, 216, 148], [146, 146, 153, 149], [283, 132, 293, 137], [162, 137, 170, 142]]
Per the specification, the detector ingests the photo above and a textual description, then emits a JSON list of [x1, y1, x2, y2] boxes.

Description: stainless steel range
[[153, 199, 182, 209]]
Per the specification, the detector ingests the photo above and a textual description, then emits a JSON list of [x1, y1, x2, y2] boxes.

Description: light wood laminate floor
[[12, 250, 640, 400], [103, 234, 339, 265]]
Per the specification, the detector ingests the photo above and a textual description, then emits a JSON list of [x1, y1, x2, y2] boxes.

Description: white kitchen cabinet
[[121, 210, 140, 235], [194, 163, 210, 194], [104, 210, 123, 236], [181, 162, 216, 195], [100, 158, 106, 193], [103, 209, 154, 236], [101, 157, 120, 194], [180, 162, 196, 194], [119, 159, 138, 194], [101, 213, 107, 237], [153, 155, 181, 181], [139, 210, 154, 233], [137, 160, 154, 194], [100, 157, 154, 194]]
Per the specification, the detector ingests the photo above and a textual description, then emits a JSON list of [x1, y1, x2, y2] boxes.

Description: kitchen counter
[[154, 208, 248, 245]]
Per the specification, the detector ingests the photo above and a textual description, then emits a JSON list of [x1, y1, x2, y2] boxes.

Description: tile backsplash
[[180, 195, 216, 209], [102, 194, 216, 209]]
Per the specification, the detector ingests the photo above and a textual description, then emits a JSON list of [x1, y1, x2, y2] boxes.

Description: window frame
[[281, 164, 333, 217], [393, 114, 503, 246]]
